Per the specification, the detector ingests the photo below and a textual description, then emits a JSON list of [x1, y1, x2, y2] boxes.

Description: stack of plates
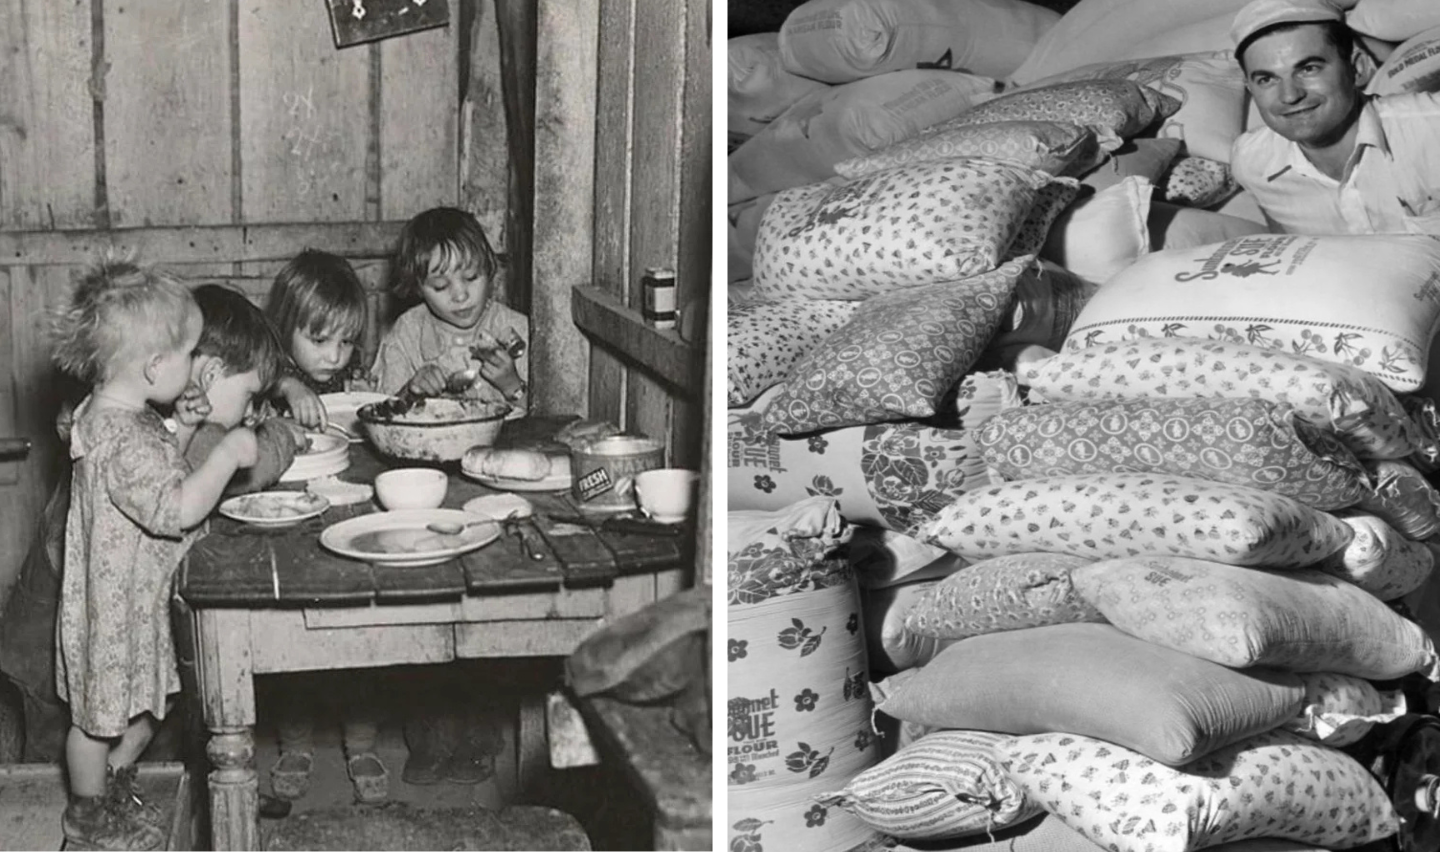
[[280, 432, 350, 482]]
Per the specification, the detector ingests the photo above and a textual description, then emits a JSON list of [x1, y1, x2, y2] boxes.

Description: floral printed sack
[[1281, 671, 1408, 748], [750, 159, 1054, 301], [727, 385, 1011, 533], [872, 623, 1306, 766], [1158, 155, 1238, 207], [762, 257, 1031, 433], [1018, 338, 1431, 460], [944, 79, 1179, 145], [1329, 511, 1435, 601], [815, 729, 1043, 840], [903, 552, 1103, 640], [728, 299, 861, 407], [917, 473, 1353, 567], [861, 580, 955, 674], [728, 499, 884, 852], [1073, 556, 1440, 680], [976, 397, 1372, 511], [1062, 234, 1440, 392], [996, 729, 1401, 852], [834, 120, 1103, 180]]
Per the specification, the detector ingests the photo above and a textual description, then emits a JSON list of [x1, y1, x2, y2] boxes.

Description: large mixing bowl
[[357, 396, 510, 462]]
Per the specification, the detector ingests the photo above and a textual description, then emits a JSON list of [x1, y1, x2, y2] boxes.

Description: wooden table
[[176, 419, 691, 851]]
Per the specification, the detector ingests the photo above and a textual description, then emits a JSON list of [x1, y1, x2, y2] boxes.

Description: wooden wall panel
[[238, 0, 370, 224], [104, 2, 233, 227], [461, 0, 510, 255], [0, 0, 95, 230], [380, 22, 458, 221]]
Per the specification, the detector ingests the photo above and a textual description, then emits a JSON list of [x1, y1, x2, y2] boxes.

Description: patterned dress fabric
[[727, 300, 862, 407], [996, 729, 1400, 852], [976, 397, 1371, 511], [750, 159, 1053, 301], [1072, 557, 1440, 680], [918, 473, 1353, 567], [59, 400, 196, 737]]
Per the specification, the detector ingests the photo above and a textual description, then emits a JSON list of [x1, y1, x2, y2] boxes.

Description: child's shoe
[[107, 764, 164, 829], [269, 749, 314, 800], [345, 751, 389, 804], [401, 716, 452, 785], [444, 738, 497, 785], [62, 794, 164, 851]]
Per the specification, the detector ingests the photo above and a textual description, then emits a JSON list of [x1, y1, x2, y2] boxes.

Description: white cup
[[374, 467, 448, 511], [634, 468, 698, 523]]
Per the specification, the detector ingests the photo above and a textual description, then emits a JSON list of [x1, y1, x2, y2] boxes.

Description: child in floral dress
[[50, 259, 259, 850]]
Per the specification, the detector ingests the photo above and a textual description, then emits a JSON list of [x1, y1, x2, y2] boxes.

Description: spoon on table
[[425, 518, 494, 536]]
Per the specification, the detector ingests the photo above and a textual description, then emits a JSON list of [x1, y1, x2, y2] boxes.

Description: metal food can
[[571, 436, 665, 510]]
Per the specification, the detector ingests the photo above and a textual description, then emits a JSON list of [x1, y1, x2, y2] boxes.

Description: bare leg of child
[[64, 725, 163, 850]]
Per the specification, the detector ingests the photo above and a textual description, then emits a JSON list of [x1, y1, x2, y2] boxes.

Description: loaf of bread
[[464, 447, 559, 481]]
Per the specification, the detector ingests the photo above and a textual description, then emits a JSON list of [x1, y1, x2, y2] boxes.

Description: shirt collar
[[1263, 96, 1387, 182]]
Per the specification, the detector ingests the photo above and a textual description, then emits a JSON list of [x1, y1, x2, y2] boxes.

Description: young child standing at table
[[372, 207, 530, 786], [260, 251, 391, 804], [50, 260, 258, 850], [370, 207, 529, 418]]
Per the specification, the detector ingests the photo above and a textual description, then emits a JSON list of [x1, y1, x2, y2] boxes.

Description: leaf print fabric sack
[[815, 729, 1043, 840], [728, 299, 861, 407], [763, 257, 1031, 433], [749, 159, 1055, 302], [995, 729, 1401, 852], [903, 553, 1104, 640], [1072, 556, 1440, 680], [871, 623, 1306, 766], [975, 397, 1372, 511], [916, 474, 1353, 567], [1329, 512, 1435, 600], [1061, 234, 1440, 392], [777, 0, 1060, 84], [727, 387, 1012, 533], [1018, 338, 1431, 460], [1280, 672, 1408, 748], [728, 499, 884, 852]]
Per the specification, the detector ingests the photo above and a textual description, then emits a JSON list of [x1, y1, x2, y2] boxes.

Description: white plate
[[462, 464, 572, 493], [280, 431, 351, 482], [462, 493, 534, 520], [320, 509, 501, 567], [319, 392, 389, 442], [219, 491, 330, 527]]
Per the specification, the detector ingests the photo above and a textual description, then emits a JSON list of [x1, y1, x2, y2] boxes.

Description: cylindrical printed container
[[642, 267, 678, 330], [571, 436, 665, 510]]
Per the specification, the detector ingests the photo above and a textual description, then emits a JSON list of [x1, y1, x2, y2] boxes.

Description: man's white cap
[[1231, 0, 1344, 51]]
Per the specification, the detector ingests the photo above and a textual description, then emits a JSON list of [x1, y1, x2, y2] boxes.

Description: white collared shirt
[[1231, 92, 1440, 235]]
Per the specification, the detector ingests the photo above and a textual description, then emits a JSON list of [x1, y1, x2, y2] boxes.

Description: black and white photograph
[[0, 0, 712, 849], [726, 0, 1440, 850]]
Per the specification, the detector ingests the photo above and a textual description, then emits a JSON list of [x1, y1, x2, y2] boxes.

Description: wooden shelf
[[571, 285, 702, 399]]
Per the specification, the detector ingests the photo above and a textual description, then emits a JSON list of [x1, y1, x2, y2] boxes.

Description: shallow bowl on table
[[278, 431, 350, 482], [358, 397, 509, 462], [320, 508, 501, 567]]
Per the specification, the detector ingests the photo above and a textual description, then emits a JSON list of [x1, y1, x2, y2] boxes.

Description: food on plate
[[350, 528, 462, 554], [230, 492, 327, 519], [553, 419, 622, 451], [463, 447, 567, 481]]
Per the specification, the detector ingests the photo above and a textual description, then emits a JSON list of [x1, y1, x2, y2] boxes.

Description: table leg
[[516, 693, 548, 801], [193, 608, 259, 851]]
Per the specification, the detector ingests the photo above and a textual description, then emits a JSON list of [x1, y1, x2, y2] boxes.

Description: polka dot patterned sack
[[944, 79, 1178, 145], [917, 474, 1353, 568], [975, 397, 1372, 511], [1072, 556, 1440, 680], [762, 257, 1031, 434], [871, 623, 1306, 766], [750, 159, 1054, 302], [1018, 338, 1430, 461], [1062, 234, 1440, 392], [1002, 180, 1082, 260], [728, 499, 884, 852], [1328, 511, 1435, 601], [1158, 155, 1238, 207], [728, 299, 861, 407], [727, 388, 1008, 533], [815, 729, 1043, 840], [834, 120, 1103, 180], [996, 729, 1401, 852], [1281, 671, 1408, 748], [903, 553, 1104, 640]]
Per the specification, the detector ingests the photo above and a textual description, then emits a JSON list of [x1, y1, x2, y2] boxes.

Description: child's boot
[[107, 764, 164, 829], [445, 715, 501, 785], [401, 714, 454, 786], [62, 793, 164, 851]]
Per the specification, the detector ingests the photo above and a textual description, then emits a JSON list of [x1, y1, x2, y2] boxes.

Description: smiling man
[[1230, 0, 1440, 235]]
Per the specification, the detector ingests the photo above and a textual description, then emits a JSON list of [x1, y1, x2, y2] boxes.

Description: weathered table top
[[178, 417, 689, 607]]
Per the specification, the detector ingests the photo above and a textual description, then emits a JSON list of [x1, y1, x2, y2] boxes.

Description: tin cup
[[570, 436, 665, 511]]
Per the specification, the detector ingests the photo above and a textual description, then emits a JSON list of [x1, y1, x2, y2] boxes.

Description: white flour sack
[[1369, 25, 1440, 95], [729, 33, 832, 137], [1063, 234, 1440, 392], [729, 500, 883, 852], [778, 0, 1060, 84]]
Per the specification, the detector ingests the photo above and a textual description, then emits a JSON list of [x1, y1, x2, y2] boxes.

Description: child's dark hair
[[193, 284, 287, 395], [265, 249, 367, 346], [51, 256, 194, 384], [391, 207, 498, 300]]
